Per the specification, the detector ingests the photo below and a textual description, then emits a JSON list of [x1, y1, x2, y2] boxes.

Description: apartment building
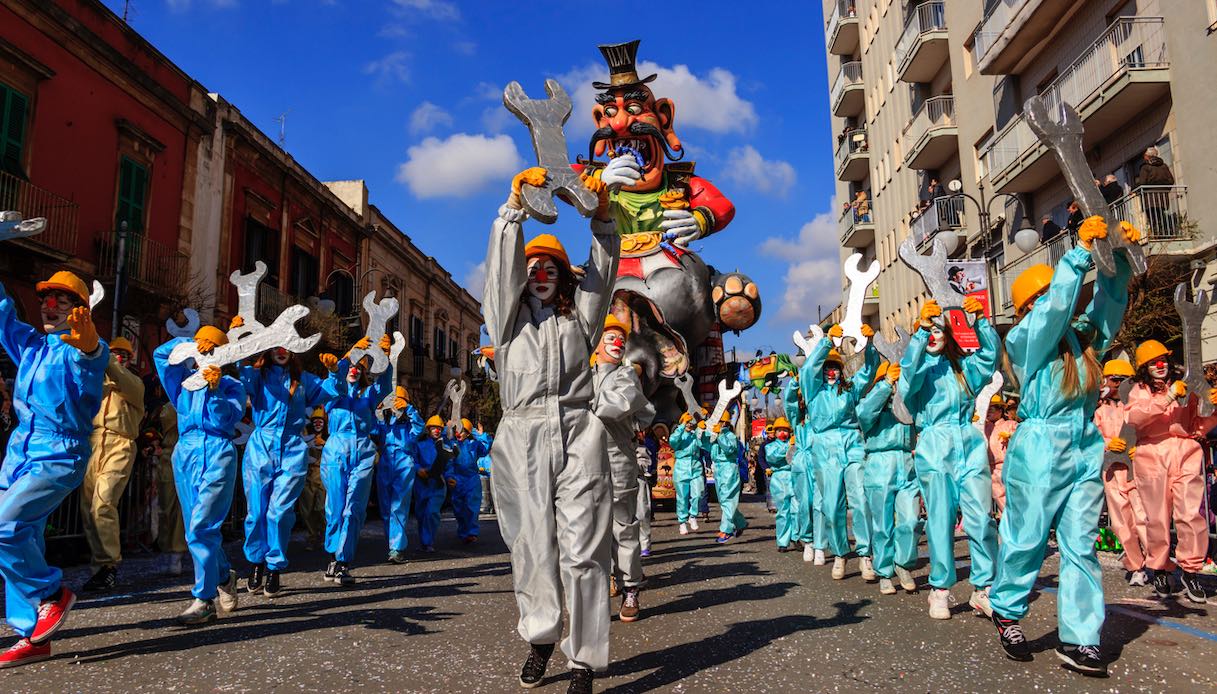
[[821, 0, 1217, 356]]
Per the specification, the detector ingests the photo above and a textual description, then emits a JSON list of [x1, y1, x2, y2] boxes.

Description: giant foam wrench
[[837, 253, 880, 350], [1024, 95, 1146, 277], [377, 331, 408, 416], [972, 372, 1004, 434], [899, 234, 964, 311], [1175, 282, 1212, 417], [503, 80, 600, 224], [439, 378, 468, 434], [168, 262, 321, 390], [673, 373, 701, 421], [873, 326, 913, 425], [791, 324, 825, 361], [0, 211, 47, 243], [345, 291, 399, 376], [706, 379, 743, 432]]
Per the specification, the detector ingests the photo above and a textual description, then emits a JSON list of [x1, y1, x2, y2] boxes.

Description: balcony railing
[[895, 1, 947, 78], [256, 282, 294, 324], [840, 201, 874, 244], [830, 61, 864, 113], [904, 95, 955, 167], [0, 171, 79, 257], [834, 128, 869, 175], [973, 0, 1031, 64], [1109, 185, 1190, 242], [825, 0, 860, 54], [96, 231, 191, 295], [910, 196, 966, 247], [982, 17, 1168, 182], [994, 233, 1074, 312]]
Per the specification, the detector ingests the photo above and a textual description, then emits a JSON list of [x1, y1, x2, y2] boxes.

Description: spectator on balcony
[[1041, 215, 1062, 242], [1135, 147, 1174, 188], [926, 178, 941, 200], [1099, 175, 1124, 205], [853, 191, 871, 223], [1065, 202, 1084, 240]]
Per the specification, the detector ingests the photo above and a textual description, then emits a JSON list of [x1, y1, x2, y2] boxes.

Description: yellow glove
[[1128, 446, 1136, 461], [393, 397, 408, 411], [827, 324, 843, 339], [1077, 215, 1108, 250], [712, 423, 722, 434], [1106, 437, 1127, 453], [319, 353, 339, 372], [765, 468, 773, 477], [962, 296, 985, 316], [61, 307, 100, 354], [203, 365, 222, 390], [352, 336, 371, 351], [1209, 387, 1217, 406], [579, 168, 606, 194], [886, 363, 901, 384], [860, 324, 874, 339], [998, 431, 1011, 444], [919, 300, 942, 327], [1171, 380, 1187, 399], [379, 334, 393, 355], [230, 315, 244, 330], [446, 478, 457, 488], [1119, 220, 1142, 245], [512, 167, 548, 195], [315, 435, 326, 447], [972, 414, 980, 423]]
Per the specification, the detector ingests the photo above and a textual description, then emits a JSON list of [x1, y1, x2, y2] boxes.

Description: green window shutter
[[1, 84, 29, 177], [116, 156, 148, 233]]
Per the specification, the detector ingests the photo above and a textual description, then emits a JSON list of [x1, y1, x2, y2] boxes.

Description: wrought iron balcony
[[0, 171, 79, 257]]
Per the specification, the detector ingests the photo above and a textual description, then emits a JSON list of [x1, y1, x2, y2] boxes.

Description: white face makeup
[[39, 290, 78, 333], [598, 329, 626, 364], [927, 325, 946, 355], [526, 257, 559, 303], [1149, 360, 1169, 380], [272, 348, 290, 365], [824, 365, 840, 385], [346, 365, 361, 383], [775, 430, 790, 441]]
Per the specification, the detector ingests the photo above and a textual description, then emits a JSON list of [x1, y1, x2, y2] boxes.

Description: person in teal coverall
[[989, 216, 1137, 676], [781, 378, 821, 563], [764, 418, 796, 550], [668, 414, 706, 534], [704, 409, 746, 543]]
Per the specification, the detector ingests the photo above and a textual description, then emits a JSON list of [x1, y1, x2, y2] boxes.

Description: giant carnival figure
[[576, 41, 762, 421]]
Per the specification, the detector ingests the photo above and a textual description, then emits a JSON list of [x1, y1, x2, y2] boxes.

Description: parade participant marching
[[591, 314, 655, 623], [1125, 339, 1217, 603], [300, 408, 328, 551], [985, 394, 1017, 516], [376, 386, 424, 563], [803, 325, 879, 581], [483, 156, 633, 692], [477, 431, 495, 514], [857, 361, 919, 595], [988, 216, 1137, 675], [764, 418, 796, 551], [0, 272, 107, 667], [1096, 359, 1149, 587], [780, 377, 818, 563], [237, 345, 336, 597], [668, 413, 706, 535], [444, 418, 492, 544], [635, 432, 654, 557], [154, 326, 245, 626], [898, 297, 999, 620], [155, 400, 188, 574], [413, 415, 452, 552], [318, 338, 393, 585], [706, 409, 746, 544], [80, 336, 145, 593]]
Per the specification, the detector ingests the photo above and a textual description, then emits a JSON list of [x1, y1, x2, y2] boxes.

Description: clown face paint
[[1100, 375, 1126, 399], [526, 256, 559, 303], [272, 347, 290, 366], [596, 328, 626, 365], [775, 430, 790, 442], [428, 425, 443, 440], [347, 364, 362, 383], [39, 290, 79, 333], [1148, 359, 1169, 381], [824, 365, 840, 385], [927, 325, 946, 355]]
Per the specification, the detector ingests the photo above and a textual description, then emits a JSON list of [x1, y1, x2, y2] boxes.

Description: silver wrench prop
[[837, 253, 880, 350], [346, 291, 400, 376], [441, 378, 469, 434], [673, 373, 702, 421], [166, 308, 200, 338], [1024, 95, 1146, 277], [706, 379, 743, 430], [1174, 282, 1212, 417], [972, 372, 1005, 434], [168, 305, 320, 390], [0, 211, 47, 243], [503, 80, 600, 224], [377, 331, 408, 416], [88, 281, 105, 310], [227, 261, 271, 342], [873, 326, 913, 425], [898, 235, 964, 312]]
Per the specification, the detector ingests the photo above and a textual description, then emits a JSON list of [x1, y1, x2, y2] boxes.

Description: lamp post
[[946, 179, 1031, 256]]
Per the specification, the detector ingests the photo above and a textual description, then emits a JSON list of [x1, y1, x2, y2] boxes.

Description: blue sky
[[103, 0, 844, 357]]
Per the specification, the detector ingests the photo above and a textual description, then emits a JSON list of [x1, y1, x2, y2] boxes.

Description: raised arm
[[799, 338, 832, 402], [207, 376, 247, 431], [574, 218, 621, 348], [107, 356, 146, 417], [1086, 252, 1132, 355], [482, 207, 528, 350], [1005, 246, 1089, 379], [153, 337, 193, 406], [857, 379, 893, 434], [781, 377, 801, 423], [897, 328, 933, 402], [849, 342, 880, 393], [962, 317, 999, 393], [0, 280, 43, 364]]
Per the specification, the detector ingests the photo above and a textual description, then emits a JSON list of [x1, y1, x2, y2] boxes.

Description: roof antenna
[[275, 111, 290, 148], [122, 1, 135, 22]]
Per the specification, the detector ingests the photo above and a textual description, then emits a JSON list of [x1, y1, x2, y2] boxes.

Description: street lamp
[[947, 179, 1030, 256]]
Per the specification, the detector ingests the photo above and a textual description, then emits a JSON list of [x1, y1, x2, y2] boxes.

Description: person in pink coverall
[[984, 396, 1017, 516], [1094, 359, 1149, 586]]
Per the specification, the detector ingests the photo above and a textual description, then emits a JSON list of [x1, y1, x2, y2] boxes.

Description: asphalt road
[[4, 495, 1217, 692]]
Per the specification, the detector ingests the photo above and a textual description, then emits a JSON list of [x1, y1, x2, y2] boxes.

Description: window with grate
[[0, 81, 28, 178], [290, 247, 319, 298], [116, 156, 149, 234], [243, 218, 280, 285]]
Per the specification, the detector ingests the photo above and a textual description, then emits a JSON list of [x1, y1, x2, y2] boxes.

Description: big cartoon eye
[[626, 103, 643, 115], [604, 106, 618, 117]]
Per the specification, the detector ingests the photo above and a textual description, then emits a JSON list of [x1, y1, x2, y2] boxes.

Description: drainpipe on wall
[[112, 221, 128, 341]]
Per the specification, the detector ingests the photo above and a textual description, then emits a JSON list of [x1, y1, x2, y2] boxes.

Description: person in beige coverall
[[80, 337, 145, 593]]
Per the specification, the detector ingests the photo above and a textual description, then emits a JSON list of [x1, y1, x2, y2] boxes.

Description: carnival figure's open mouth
[[609, 136, 660, 173]]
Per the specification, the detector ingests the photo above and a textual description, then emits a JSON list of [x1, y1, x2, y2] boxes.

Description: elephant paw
[[711, 272, 760, 332]]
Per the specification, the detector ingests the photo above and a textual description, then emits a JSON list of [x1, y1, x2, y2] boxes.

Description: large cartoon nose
[[609, 111, 631, 137]]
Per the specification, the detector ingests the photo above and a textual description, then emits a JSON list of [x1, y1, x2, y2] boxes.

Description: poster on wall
[[944, 260, 991, 351], [121, 315, 142, 366]]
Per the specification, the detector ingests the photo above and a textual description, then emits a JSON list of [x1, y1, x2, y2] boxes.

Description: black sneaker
[[1056, 644, 1107, 677], [1180, 572, 1209, 604], [333, 562, 354, 586], [264, 570, 281, 598], [323, 561, 338, 583], [991, 613, 1032, 662], [82, 566, 117, 594], [247, 563, 265, 594], [567, 667, 593, 694], [518, 643, 554, 689], [1153, 569, 1178, 598]]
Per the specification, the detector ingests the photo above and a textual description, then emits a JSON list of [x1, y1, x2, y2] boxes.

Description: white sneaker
[[968, 587, 992, 617], [1129, 569, 1150, 587], [879, 578, 896, 595], [216, 570, 239, 614], [813, 549, 826, 566], [689, 517, 700, 531], [679, 523, 689, 536], [803, 545, 814, 562], [894, 566, 916, 592], [860, 557, 876, 581], [928, 588, 951, 619], [832, 557, 846, 580]]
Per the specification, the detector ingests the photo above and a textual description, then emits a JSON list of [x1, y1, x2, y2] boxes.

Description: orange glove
[[61, 307, 100, 354], [196, 337, 218, 355], [919, 300, 942, 327], [962, 296, 985, 315], [1077, 215, 1107, 250], [352, 336, 371, 351], [379, 334, 392, 355], [886, 364, 901, 384], [314, 436, 326, 447], [860, 324, 874, 339], [1128, 446, 1136, 461], [230, 315, 245, 330], [998, 431, 1011, 444], [1209, 388, 1217, 406], [1106, 437, 1127, 453], [319, 353, 339, 372], [765, 468, 773, 477], [512, 167, 548, 194], [579, 168, 606, 194], [446, 478, 457, 488], [827, 324, 843, 339], [1171, 380, 1187, 399], [203, 365, 222, 390], [1119, 220, 1142, 245]]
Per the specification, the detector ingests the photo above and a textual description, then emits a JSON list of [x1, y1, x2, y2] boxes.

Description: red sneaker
[[30, 588, 76, 645], [0, 639, 51, 669]]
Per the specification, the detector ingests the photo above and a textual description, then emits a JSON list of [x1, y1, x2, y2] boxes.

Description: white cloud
[[396, 133, 523, 199], [391, 0, 459, 20], [463, 261, 486, 300], [556, 61, 758, 138], [759, 210, 843, 321], [721, 146, 796, 198], [408, 101, 453, 135], [363, 51, 411, 84], [481, 106, 516, 134]]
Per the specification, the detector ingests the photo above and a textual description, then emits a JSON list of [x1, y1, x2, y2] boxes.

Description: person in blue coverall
[[444, 418, 492, 543], [414, 415, 454, 551], [667, 413, 706, 534], [764, 418, 795, 550], [989, 217, 1137, 676], [376, 385, 424, 564], [237, 345, 336, 597], [477, 433, 494, 514], [898, 297, 999, 622], [154, 327, 246, 626], [782, 377, 820, 563], [803, 326, 879, 582], [857, 361, 920, 596], [705, 409, 746, 543], [318, 338, 393, 586], [0, 272, 107, 668]]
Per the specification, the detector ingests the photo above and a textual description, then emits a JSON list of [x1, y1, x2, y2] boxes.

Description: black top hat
[[593, 40, 658, 90]]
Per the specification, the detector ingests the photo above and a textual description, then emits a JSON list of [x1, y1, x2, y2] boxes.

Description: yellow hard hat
[[875, 361, 889, 383], [194, 325, 229, 348], [603, 314, 631, 337], [311, 407, 327, 420], [1103, 359, 1135, 378], [990, 394, 1004, 405], [1135, 340, 1171, 369], [110, 337, 134, 354], [772, 417, 792, 432], [36, 270, 90, 305], [461, 418, 473, 432], [825, 349, 844, 367], [425, 415, 444, 428], [1012, 264, 1053, 313], [524, 233, 571, 271]]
